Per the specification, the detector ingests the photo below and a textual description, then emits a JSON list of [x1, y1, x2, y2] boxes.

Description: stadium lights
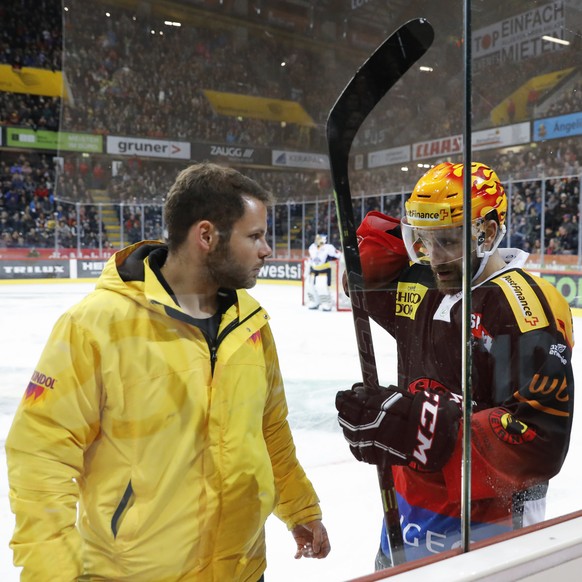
[[542, 35, 570, 46]]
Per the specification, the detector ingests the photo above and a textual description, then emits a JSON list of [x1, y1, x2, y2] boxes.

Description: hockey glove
[[335, 384, 461, 472]]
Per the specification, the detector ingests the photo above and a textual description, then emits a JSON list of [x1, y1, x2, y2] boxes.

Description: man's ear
[[484, 219, 499, 249], [188, 220, 218, 251]]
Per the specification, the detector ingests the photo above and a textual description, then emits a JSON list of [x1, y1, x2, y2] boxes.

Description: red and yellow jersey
[[357, 212, 574, 560]]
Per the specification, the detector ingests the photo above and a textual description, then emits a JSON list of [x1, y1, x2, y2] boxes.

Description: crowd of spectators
[[1, 0, 580, 147], [53, 0, 468, 150], [0, 152, 109, 251], [0, 0, 62, 71], [4, 0, 579, 151], [544, 80, 582, 118], [2, 148, 578, 258], [0, 94, 60, 131], [505, 173, 580, 256]]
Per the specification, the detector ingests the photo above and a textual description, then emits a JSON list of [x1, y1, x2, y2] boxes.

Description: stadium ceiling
[[320, 0, 411, 27], [103, 0, 547, 56], [314, 0, 551, 33]]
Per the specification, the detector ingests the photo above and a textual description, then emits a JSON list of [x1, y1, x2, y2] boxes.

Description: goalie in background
[[305, 233, 342, 311]]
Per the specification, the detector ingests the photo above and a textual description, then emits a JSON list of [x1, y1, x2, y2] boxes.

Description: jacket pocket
[[111, 480, 134, 539]]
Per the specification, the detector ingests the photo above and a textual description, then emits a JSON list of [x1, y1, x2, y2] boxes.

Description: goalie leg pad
[[320, 288, 332, 311], [307, 292, 320, 309], [306, 275, 320, 309]]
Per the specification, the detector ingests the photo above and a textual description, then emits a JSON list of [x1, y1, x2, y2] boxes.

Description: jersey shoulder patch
[[491, 270, 549, 332]]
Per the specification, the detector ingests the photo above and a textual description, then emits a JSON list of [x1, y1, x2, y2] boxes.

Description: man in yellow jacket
[[6, 162, 330, 581]]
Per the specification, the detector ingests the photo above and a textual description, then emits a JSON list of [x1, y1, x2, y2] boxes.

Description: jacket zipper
[[208, 306, 263, 374], [157, 300, 264, 375]]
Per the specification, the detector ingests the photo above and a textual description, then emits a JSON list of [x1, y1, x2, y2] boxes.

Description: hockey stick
[[326, 18, 434, 567]]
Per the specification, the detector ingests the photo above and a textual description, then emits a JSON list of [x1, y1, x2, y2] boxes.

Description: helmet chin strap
[[471, 224, 506, 283]]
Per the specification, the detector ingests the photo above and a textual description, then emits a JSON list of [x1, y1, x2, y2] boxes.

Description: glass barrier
[[0, 0, 580, 580]]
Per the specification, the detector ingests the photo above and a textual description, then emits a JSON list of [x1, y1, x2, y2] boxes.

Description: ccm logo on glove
[[412, 393, 440, 466], [335, 384, 461, 471]]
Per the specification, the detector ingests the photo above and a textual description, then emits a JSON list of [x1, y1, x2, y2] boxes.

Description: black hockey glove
[[335, 384, 461, 472]]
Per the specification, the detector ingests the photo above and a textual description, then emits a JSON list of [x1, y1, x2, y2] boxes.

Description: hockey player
[[306, 233, 342, 311], [335, 162, 574, 566], [6, 163, 330, 581]]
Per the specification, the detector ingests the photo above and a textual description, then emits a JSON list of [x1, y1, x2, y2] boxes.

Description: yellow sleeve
[[261, 325, 322, 528], [6, 311, 102, 581]]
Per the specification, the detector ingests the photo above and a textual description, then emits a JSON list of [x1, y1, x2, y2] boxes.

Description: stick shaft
[[326, 18, 434, 567]]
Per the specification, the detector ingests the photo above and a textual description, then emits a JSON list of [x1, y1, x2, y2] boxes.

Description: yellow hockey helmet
[[402, 162, 508, 266], [404, 161, 507, 228]]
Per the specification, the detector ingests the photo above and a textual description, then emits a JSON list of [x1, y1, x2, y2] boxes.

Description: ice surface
[[0, 281, 579, 581]]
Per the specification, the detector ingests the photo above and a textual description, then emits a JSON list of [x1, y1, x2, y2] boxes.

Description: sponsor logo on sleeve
[[513, 373, 570, 416], [408, 378, 448, 394], [493, 271, 549, 332], [24, 370, 57, 403]]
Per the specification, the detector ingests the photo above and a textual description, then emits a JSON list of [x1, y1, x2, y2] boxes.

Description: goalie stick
[[326, 18, 434, 567]]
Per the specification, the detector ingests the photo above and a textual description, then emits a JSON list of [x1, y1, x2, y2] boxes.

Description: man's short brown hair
[[164, 162, 273, 251]]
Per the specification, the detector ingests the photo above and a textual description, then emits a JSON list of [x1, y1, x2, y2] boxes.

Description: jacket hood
[[95, 241, 263, 320]]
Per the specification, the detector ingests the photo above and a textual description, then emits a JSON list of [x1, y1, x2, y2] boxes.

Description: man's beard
[[207, 240, 262, 289], [431, 255, 481, 295]]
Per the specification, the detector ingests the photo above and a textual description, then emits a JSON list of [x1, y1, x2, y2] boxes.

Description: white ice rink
[[1, 280, 581, 581]]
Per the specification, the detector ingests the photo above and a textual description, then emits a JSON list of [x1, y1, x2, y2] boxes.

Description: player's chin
[[433, 268, 462, 294], [436, 281, 462, 295]]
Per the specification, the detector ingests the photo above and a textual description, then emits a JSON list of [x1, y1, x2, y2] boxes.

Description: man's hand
[[291, 520, 331, 559], [336, 384, 461, 471]]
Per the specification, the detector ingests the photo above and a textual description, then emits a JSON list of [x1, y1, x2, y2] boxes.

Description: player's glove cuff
[[336, 384, 461, 471]]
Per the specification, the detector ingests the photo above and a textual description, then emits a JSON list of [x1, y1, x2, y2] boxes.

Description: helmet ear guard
[[470, 212, 506, 282], [474, 210, 506, 257]]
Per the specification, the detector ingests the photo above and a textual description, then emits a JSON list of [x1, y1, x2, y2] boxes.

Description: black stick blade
[[326, 18, 435, 390], [327, 18, 434, 165]]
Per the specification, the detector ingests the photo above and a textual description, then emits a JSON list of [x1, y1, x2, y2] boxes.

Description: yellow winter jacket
[[6, 242, 321, 581]]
